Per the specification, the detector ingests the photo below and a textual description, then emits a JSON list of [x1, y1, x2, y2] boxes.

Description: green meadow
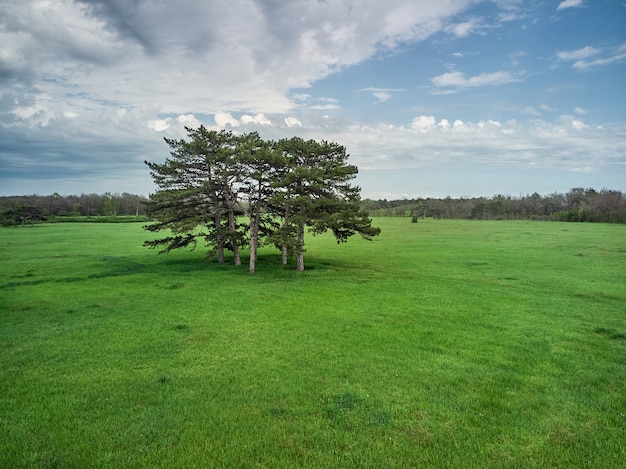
[[1, 219, 625, 468]]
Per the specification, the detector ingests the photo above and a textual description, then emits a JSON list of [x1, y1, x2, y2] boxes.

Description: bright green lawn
[[1, 219, 625, 468]]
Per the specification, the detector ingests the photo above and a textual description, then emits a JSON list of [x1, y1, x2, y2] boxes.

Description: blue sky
[[1, 0, 625, 198]]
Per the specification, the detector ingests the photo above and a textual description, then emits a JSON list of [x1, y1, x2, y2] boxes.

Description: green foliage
[[0, 205, 47, 226], [0, 216, 16, 227], [102, 192, 120, 216], [1, 221, 624, 467]]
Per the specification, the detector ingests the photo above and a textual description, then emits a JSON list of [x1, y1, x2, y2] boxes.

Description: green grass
[[1, 219, 625, 468]]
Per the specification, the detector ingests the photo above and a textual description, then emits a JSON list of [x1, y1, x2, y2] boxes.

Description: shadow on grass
[[1, 249, 368, 290], [324, 391, 392, 430], [1, 256, 148, 289], [594, 327, 626, 340]]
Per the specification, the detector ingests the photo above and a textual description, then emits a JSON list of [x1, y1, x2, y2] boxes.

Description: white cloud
[[478, 120, 502, 129], [540, 104, 557, 112], [572, 45, 626, 70], [374, 92, 392, 102], [431, 70, 521, 91], [432, 71, 466, 87], [359, 87, 405, 102], [310, 103, 342, 110], [557, 46, 600, 61], [148, 119, 170, 132], [557, 114, 588, 131], [240, 113, 272, 125], [209, 112, 275, 128], [445, 18, 483, 38], [557, 0, 584, 11], [214, 112, 241, 128], [573, 107, 587, 115], [296, 97, 341, 110], [291, 94, 313, 103], [497, 11, 522, 23], [147, 114, 202, 132], [177, 114, 202, 128], [508, 50, 527, 66], [359, 87, 406, 103], [284, 117, 302, 128], [411, 115, 436, 131], [522, 106, 541, 116]]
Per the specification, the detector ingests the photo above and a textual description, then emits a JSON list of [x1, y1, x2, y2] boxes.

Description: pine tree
[[271, 137, 381, 271], [144, 126, 246, 263], [238, 133, 284, 273]]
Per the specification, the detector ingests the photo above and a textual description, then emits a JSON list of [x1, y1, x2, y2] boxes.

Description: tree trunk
[[213, 198, 225, 263], [249, 203, 260, 274], [296, 220, 305, 272], [249, 226, 257, 273], [249, 175, 267, 273], [227, 209, 241, 266], [281, 204, 291, 265], [216, 241, 225, 263], [223, 183, 240, 266], [282, 245, 288, 265]]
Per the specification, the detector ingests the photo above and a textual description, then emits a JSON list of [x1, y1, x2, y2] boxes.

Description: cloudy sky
[[1, 0, 625, 199]]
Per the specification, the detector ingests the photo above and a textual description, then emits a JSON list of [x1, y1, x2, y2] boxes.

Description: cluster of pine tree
[[144, 127, 380, 273]]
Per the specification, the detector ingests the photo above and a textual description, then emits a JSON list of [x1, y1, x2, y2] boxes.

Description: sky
[[1, 0, 625, 199]]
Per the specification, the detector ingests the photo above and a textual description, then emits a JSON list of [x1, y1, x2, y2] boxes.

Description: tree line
[[0, 192, 149, 222], [363, 187, 626, 223], [144, 127, 381, 273]]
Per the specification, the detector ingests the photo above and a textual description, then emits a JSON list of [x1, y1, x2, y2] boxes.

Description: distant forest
[[1, 187, 625, 224], [0, 193, 149, 220], [362, 188, 626, 223]]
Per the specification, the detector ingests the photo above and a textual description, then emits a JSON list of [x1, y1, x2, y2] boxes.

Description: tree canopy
[[144, 127, 380, 272]]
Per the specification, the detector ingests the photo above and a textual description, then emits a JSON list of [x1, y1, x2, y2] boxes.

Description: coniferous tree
[[271, 137, 380, 271], [238, 133, 284, 273], [144, 127, 246, 263]]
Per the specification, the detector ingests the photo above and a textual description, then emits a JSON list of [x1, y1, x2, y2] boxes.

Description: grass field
[[1, 218, 625, 468]]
